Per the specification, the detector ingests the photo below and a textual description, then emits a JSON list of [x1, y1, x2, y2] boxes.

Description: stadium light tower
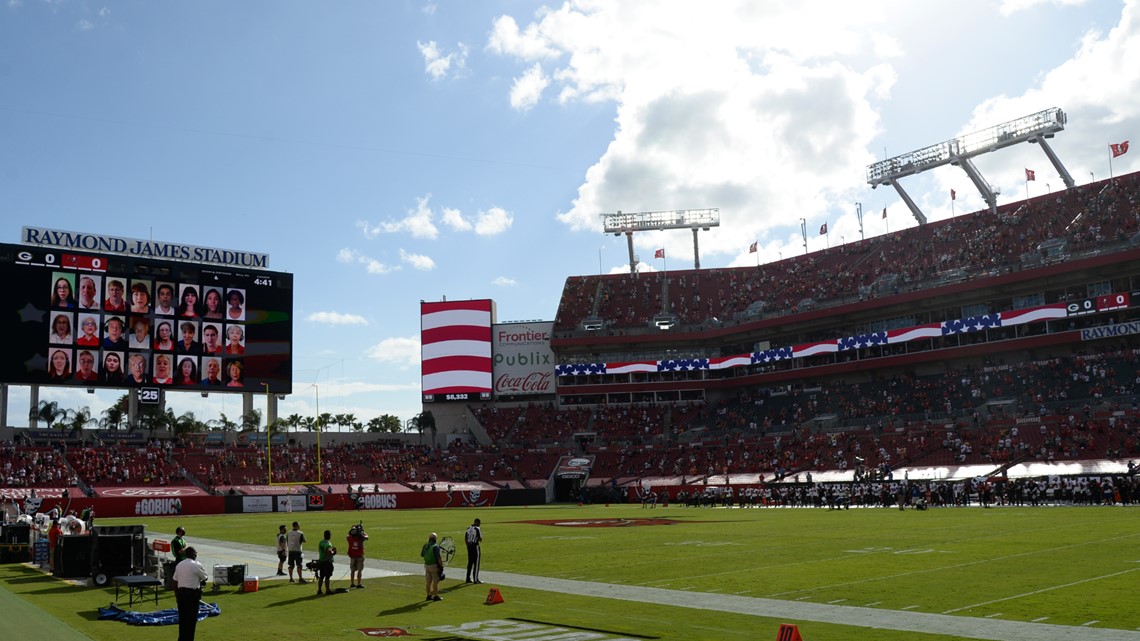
[[867, 107, 1073, 223], [601, 208, 720, 275]]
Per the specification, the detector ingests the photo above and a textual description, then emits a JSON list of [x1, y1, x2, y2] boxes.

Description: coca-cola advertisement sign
[[492, 321, 554, 396]]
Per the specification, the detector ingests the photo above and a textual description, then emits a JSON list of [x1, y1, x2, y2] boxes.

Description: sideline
[[0, 575, 93, 641], [186, 533, 1140, 641]]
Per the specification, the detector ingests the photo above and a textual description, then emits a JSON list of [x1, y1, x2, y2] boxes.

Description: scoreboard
[[1, 242, 293, 394]]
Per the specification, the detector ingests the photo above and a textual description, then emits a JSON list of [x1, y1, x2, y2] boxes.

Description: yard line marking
[[985, 613, 1003, 618], [901, 605, 919, 610], [942, 568, 1140, 614], [827, 599, 846, 604], [1032, 617, 1050, 622], [1083, 621, 1101, 627], [864, 601, 881, 607], [795, 596, 811, 601], [764, 531, 1140, 598]]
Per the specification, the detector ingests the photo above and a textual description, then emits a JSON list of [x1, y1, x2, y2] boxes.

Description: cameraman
[[346, 523, 368, 589], [316, 529, 335, 595]]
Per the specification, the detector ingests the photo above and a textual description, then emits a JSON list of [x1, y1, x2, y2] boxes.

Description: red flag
[[654, 248, 664, 259], [748, 241, 757, 254], [950, 189, 956, 201], [881, 208, 887, 219], [1025, 168, 1036, 181], [1111, 141, 1130, 158], [819, 223, 828, 235]]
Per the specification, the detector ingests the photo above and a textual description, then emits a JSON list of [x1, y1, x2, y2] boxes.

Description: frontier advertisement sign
[[492, 321, 554, 396]]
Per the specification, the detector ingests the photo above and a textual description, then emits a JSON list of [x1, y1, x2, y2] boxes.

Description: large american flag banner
[[555, 301, 1082, 379], [421, 300, 494, 395]]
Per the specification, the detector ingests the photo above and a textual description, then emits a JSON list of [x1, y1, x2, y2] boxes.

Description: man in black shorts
[[286, 521, 307, 584], [276, 524, 288, 576]]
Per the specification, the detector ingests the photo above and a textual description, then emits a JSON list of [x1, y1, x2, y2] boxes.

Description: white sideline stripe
[[902, 605, 920, 610], [828, 599, 847, 604], [865, 601, 881, 606], [182, 534, 1140, 641], [1032, 617, 1050, 622], [986, 614, 1004, 618], [1085, 622, 1102, 627], [942, 568, 1140, 614]]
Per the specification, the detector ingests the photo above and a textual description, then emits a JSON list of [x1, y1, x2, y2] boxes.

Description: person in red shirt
[[48, 519, 62, 574], [346, 523, 368, 589]]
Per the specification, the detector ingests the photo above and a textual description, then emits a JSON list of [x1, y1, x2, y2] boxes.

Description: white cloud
[[435, 205, 513, 236], [492, 276, 517, 286], [336, 247, 399, 275], [363, 336, 421, 367], [441, 207, 471, 231], [98, 6, 109, 17], [487, 14, 559, 59], [999, 0, 1089, 16], [306, 311, 368, 325], [422, 3, 436, 16], [399, 248, 436, 271], [417, 40, 468, 80], [76, 18, 93, 30], [510, 62, 550, 111], [357, 195, 439, 239], [474, 206, 513, 235]]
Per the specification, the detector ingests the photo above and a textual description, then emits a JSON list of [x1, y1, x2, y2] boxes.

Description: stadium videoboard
[[0, 242, 293, 394], [421, 299, 494, 403]]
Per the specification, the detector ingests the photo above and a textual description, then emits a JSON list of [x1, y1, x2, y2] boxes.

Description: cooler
[[213, 563, 246, 587], [242, 576, 259, 592]]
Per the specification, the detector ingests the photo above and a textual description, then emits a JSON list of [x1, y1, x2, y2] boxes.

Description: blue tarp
[[98, 602, 221, 626]]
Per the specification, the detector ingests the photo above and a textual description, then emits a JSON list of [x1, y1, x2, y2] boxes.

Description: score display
[[1, 242, 293, 394]]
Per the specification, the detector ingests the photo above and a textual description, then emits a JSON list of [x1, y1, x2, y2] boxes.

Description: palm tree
[[29, 400, 69, 428], [318, 412, 333, 433], [100, 395, 128, 430], [172, 411, 205, 438], [300, 416, 318, 432], [240, 409, 262, 432], [211, 412, 239, 433], [64, 406, 96, 438]]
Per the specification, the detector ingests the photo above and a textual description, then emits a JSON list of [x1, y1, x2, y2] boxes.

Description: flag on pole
[[1111, 141, 1130, 158], [881, 208, 887, 219], [1025, 168, 1036, 181], [654, 248, 665, 259], [748, 241, 757, 253], [950, 189, 956, 200], [819, 223, 828, 235]]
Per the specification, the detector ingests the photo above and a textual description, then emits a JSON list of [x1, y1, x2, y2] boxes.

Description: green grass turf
[[1, 503, 1137, 641]]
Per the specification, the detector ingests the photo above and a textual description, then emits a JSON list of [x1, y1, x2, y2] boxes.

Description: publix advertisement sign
[[492, 321, 554, 396]]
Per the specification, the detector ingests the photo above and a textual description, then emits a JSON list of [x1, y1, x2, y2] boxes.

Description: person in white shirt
[[172, 546, 208, 641], [286, 521, 307, 584]]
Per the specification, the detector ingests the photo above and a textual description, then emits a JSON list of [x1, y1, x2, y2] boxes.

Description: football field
[[2, 503, 1138, 641]]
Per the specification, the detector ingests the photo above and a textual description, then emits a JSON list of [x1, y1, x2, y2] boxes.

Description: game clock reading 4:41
[[0, 242, 294, 395]]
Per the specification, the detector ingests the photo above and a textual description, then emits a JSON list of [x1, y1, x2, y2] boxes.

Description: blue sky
[[2, 0, 1137, 429]]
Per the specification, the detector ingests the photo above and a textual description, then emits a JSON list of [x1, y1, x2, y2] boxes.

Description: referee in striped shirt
[[465, 518, 483, 584]]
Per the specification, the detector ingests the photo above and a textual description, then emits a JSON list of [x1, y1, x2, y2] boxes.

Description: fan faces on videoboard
[[46, 274, 247, 388]]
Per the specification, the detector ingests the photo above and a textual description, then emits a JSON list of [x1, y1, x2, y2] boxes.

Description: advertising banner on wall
[[492, 321, 554, 396]]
